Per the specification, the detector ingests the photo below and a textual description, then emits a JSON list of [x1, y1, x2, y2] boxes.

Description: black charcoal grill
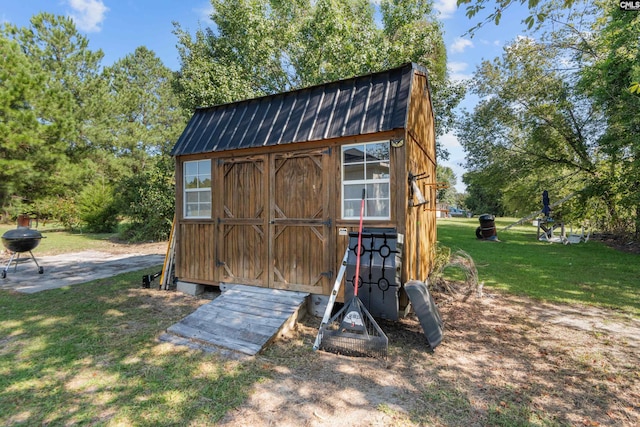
[[1, 228, 45, 278]]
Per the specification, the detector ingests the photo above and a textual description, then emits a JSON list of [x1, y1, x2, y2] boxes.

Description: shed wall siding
[[404, 71, 437, 282], [175, 131, 407, 294], [173, 64, 437, 298]]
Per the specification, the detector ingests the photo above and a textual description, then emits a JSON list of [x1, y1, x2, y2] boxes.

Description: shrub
[[116, 155, 175, 242], [77, 182, 119, 233]]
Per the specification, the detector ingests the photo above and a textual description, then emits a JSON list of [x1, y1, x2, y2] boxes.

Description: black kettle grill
[[1, 227, 45, 278]]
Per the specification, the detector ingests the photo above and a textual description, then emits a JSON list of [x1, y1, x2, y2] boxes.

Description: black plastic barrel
[[477, 214, 497, 239], [344, 228, 402, 320]]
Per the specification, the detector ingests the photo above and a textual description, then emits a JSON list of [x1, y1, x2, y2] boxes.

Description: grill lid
[[2, 228, 44, 240]]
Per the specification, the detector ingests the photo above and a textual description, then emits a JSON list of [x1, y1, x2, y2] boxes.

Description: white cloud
[[448, 61, 472, 82], [479, 39, 502, 47], [448, 61, 467, 73], [67, 0, 108, 32], [434, 0, 458, 19], [194, 1, 215, 25], [450, 37, 474, 54], [440, 132, 462, 151]]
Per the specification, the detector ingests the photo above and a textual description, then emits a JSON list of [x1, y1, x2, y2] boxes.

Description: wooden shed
[[170, 62, 437, 310]]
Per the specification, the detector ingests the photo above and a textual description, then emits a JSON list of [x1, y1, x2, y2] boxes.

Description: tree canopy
[[458, 1, 640, 234], [1, 14, 184, 237], [2, 3, 463, 237], [173, 0, 463, 152]]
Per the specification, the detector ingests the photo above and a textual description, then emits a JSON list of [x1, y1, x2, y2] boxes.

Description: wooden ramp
[[160, 284, 309, 358]]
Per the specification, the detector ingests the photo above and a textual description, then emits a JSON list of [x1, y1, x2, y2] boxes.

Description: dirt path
[[219, 291, 639, 426]]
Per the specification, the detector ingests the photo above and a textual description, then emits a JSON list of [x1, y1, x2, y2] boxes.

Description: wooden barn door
[[269, 149, 330, 294], [218, 156, 268, 286]]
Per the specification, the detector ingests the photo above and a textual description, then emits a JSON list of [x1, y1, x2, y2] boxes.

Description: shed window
[[342, 142, 390, 219], [183, 160, 211, 218]]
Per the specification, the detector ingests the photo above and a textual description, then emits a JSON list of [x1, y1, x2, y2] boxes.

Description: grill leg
[[2, 252, 18, 278], [1, 251, 43, 277], [28, 251, 44, 274]]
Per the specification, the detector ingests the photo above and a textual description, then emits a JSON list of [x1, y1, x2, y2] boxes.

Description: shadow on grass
[[234, 296, 638, 426], [0, 269, 266, 426]]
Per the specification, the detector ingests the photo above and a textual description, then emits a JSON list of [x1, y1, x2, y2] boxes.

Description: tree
[[463, 171, 506, 216], [2, 13, 182, 238], [436, 165, 458, 206], [104, 47, 185, 169], [116, 155, 176, 242], [457, 35, 600, 217], [102, 47, 184, 238], [1, 13, 109, 208], [577, 3, 640, 234], [457, 2, 640, 232], [0, 35, 48, 214], [173, 0, 463, 149]]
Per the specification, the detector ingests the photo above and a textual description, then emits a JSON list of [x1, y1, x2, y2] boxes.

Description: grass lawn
[[0, 223, 121, 256], [437, 217, 640, 318], [0, 268, 267, 426], [1, 219, 638, 425]]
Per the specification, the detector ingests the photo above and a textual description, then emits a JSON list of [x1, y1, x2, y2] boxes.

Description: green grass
[[0, 269, 267, 426], [437, 217, 640, 318], [0, 223, 142, 255], [1, 219, 638, 425]]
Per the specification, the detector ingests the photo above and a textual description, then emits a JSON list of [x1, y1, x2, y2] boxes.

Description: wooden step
[[163, 284, 309, 357]]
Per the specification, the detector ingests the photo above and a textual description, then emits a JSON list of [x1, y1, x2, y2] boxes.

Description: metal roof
[[171, 62, 425, 156]]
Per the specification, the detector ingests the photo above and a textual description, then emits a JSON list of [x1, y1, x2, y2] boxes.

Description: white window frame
[[183, 159, 212, 219], [341, 141, 391, 220]]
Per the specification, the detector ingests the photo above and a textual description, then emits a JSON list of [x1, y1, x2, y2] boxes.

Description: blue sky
[[2, 0, 531, 192]]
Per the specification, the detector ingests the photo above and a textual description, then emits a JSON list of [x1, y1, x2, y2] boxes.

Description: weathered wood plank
[[165, 286, 310, 357], [167, 323, 263, 355], [179, 306, 278, 336], [222, 291, 307, 307], [220, 301, 295, 321], [219, 293, 306, 312], [194, 304, 286, 328], [223, 283, 309, 298], [179, 315, 272, 345], [195, 295, 300, 318]]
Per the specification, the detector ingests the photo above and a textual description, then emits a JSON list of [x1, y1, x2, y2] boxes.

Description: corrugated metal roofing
[[171, 62, 425, 156]]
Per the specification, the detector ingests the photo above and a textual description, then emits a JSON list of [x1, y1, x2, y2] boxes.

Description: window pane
[[341, 142, 391, 220], [367, 199, 389, 217], [366, 161, 390, 179], [366, 183, 390, 199], [186, 192, 199, 203], [200, 190, 211, 203], [343, 145, 364, 164], [184, 177, 198, 189], [343, 200, 360, 218], [344, 164, 364, 181], [366, 142, 389, 161], [344, 184, 364, 200], [199, 203, 211, 218], [198, 160, 211, 175], [185, 203, 198, 217], [184, 162, 198, 176], [198, 177, 211, 188]]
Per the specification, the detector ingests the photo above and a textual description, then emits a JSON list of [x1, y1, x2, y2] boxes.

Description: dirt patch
[[216, 290, 639, 426], [100, 238, 167, 255], [592, 234, 640, 254]]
